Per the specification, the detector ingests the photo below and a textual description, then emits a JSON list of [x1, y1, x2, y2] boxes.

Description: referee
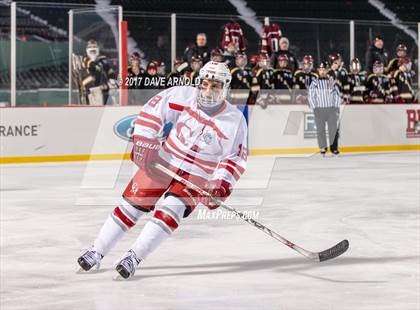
[[308, 61, 342, 156]]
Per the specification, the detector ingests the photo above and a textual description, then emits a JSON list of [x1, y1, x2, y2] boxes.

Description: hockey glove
[[200, 179, 232, 210], [131, 135, 161, 177]]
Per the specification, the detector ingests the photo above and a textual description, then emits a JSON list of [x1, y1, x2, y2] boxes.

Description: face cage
[[197, 79, 228, 108], [87, 48, 99, 61]]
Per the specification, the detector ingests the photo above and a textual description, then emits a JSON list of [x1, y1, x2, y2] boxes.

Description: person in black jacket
[[271, 37, 298, 73], [365, 36, 389, 73], [183, 33, 212, 65]]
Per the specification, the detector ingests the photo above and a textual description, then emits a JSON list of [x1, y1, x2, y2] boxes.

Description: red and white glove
[[199, 179, 232, 210], [131, 135, 160, 177]]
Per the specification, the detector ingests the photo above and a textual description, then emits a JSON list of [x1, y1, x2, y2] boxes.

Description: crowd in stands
[[125, 21, 417, 104]]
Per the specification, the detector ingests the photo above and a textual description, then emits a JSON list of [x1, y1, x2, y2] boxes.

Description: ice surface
[[1, 152, 419, 310]]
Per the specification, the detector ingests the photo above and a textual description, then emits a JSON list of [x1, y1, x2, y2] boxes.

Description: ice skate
[[114, 250, 141, 280], [331, 149, 340, 156], [77, 247, 103, 272]]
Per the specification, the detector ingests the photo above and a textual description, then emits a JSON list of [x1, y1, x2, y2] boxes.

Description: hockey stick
[[154, 163, 349, 262]]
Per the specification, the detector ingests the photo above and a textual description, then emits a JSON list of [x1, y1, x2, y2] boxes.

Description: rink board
[[1, 104, 419, 163]]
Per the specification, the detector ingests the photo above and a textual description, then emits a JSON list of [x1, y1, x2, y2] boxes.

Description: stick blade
[[318, 239, 349, 262]]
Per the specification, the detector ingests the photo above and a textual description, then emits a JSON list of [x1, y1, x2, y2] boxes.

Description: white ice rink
[[1, 152, 419, 310]]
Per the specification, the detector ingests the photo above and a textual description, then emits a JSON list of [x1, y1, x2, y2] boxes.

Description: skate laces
[[119, 250, 140, 273], [81, 247, 102, 269]]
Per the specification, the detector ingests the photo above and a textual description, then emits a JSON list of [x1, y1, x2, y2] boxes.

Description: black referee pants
[[313, 107, 340, 150]]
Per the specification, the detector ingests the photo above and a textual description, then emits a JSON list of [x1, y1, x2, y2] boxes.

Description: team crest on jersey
[[201, 131, 213, 145], [130, 182, 139, 194]]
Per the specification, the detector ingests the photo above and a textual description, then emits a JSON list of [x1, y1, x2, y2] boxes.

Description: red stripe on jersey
[[184, 107, 227, 139], [113, 206, 135, 228], [169, 102, 185, 111], [140, 111, 162, 125], [136, 119, 161, 132], [162, 143, 214, 174], [166, 137, 218, 168], [219, 163, 240, 181], [154, 210, 178, 230], [222, 159, 245, 174]]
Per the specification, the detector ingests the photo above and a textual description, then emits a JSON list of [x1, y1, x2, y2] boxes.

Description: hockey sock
[[130, 195, 186, 260], [93, 199, 145, 256]]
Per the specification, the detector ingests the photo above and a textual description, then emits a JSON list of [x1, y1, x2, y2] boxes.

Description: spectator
[[365, 35, 389, 73], [183, 33, 212, 65], [127, 52, 146, 88], [127, 53, 147, 104], [147, 35, 170, 66], [184, 56, 202, 86], [308, 61, 342, 156], [210, 48, 225, 62], [271, 37, 298, 73], [166, 57, 189, 87], [143, 61, 159, 89]]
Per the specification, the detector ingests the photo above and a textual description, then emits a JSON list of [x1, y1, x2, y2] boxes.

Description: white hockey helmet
[[197, 61, 232, 108]]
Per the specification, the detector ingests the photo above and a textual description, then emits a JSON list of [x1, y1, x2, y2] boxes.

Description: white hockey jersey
[[133, 85, 247, 187]]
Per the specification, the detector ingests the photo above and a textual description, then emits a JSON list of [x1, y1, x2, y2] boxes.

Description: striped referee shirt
[[308, 78, 342, 109]]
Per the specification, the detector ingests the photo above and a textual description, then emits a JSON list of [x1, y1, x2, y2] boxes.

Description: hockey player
[[365, 61, 392, 103], [387, 44, 408, 75], [271, 37, 298, 73], [273, 54, 293, 104], [80, 39, 117, 105], [390, 57, 414, 103], [249, 53, 275, 107], [293, 55, 318, 104], [293, 55, 318, 90], [346, 58, 367, 104], [249, 54, 259, 70], [229, 53, 252, 105], [327, 53, 349, 97], [230, 53, 252, 89], [223, 42, 237, 69], [77, 61, 248, 279]]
